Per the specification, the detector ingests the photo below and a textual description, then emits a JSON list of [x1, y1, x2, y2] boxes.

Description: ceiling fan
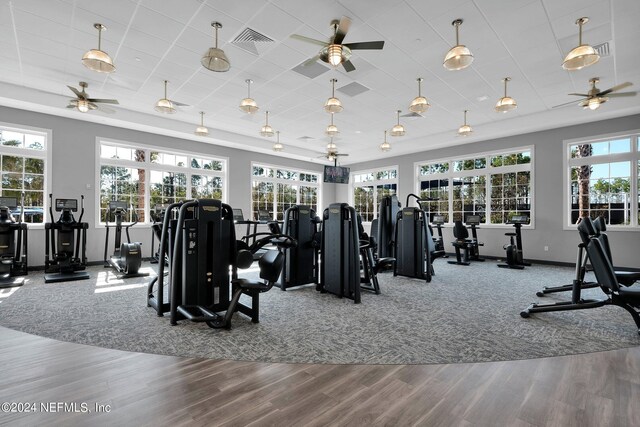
[[318, 150, 349, 166], [66, 81, 118, 113], [291, 16, 384, 72], [553, 78, 635, 110]]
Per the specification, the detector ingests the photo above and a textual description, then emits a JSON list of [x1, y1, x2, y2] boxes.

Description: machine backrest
[[259, 248, 284, 283], [577, 217, 595, 246], [452, 221, 469, 240], [370, 219, 379, 248], [267, 221, 282, 235], [586, 238, 621, 293], [593, 216, 607, 232], [591, 216, 614, 263]]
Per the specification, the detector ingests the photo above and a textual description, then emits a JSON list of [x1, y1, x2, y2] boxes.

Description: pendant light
[[82, 23, 116, 73], [390, 110, 405, 137], [458, 110, 473, 136], [443, 19, 474, 71], [194, 111, 209, 136], [239, 79, 259, 114], [562, 17, 599, 71], [379, 130, 391, 152], [273, 131, 284, 152], [324, 78, 343, 113], [495, 77, 517, 113], [260, 111, 275, 137], [409, 78, 430, 114], [201, 21, 230, 72], [155, 80, 176, 114], [325, 113, 339, 136], [327, 138, 337, 151]]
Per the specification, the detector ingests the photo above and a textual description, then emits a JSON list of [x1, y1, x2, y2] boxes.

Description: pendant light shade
[[495, 77, 517, 113], [458, 110, 473, 136], [273, 131, 284, 152], [155, 80, 176, 114], [239, 79, 259, 114], [409, 78, 430, 114], [201, 22, 230, 72], [390, 110, 405, 137], [324, 78, 343, 113], [443, 19, 474, 71], [326, 139, 337, 151], [325, 113, 339, 136], [327, 44, 343, 66], [379, 130, 391, 152], [77, 99, 90, 113], [82, 23, 116, 73], [562, 17, 599, 71], [195, 111, 209, 136], [260, 111, 275, 137]]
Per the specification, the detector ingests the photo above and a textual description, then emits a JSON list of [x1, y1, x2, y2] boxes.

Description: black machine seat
[[591, 216, 640, 286]]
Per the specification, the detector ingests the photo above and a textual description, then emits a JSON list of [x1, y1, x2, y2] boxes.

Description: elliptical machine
[[44, 194, 89, 283], [103, 201, 148, 278], [498, 215, 530, 269], [0, 195, 28, 288]]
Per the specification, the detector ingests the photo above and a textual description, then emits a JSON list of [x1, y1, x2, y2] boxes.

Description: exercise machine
[[448, 215, 484, 265], [521, 217, 640, 335], [0, 196, 28, 288], [498, 215, 530, 269], [376, 195, 400, 259], [150, 204, 167, 264], [431, 214, 447, 257], [44, 195, 89, 283], [279, 205, 321, 290], [394, 194, 442, 282], [103, 201, 148, 278]]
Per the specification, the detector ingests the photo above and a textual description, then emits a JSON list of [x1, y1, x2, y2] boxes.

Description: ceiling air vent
[[337, 81, 369, 97], [231, 28, 274, 56], [297, 136, 315, 141], [292, 61, 330, 79], [401, 111, 424, 119], [592, 41, 610, 57]]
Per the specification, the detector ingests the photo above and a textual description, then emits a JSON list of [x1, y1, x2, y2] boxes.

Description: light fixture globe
[[327, 44, 343, 66], [458, 110, 473, 136], [409, 78, 430, 114], [260, 111, 275, 137], [202, 22, 230, 72], [379, 130, 391, 152], [77, 99, 90, 113], [324, 78, 343, 113], [581, 97, 607, 110], [82, 24, 116, 73], [239, 79, 259, 113], [273, 131, 284, 151], [326, 140, 337, 151], [390, 110, 405, 137], [443, 19, 473, 71], [194, 111, 209, 136], [495, 77, 517, 113], [562, 17, 599, 71], [155, 80, 176, 114], [325, 113, 339, 136]]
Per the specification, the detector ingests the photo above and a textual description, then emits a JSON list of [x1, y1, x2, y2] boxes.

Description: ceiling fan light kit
[[155, 80, 176, 114], [390, 110, 405, 137], [76, 99, 90, 113], [458, 110, 473, 136], [82, 23, 116, 73], [273, 131, 284, 151], [202, 22, 230, 72], [260, 110, 275, 137], [239, 79, 259, 114], [409, 78, 430, 114], [562, 17, 599, 71], [379, 130, 391, 152], [324, 78, 343, 113], [443, 19, 474, 71], [195, 111, 209, 136], [495, 77, 517, 113]]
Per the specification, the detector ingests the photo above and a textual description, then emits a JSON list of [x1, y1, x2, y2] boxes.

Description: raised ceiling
[[0, 0, 638, 165]]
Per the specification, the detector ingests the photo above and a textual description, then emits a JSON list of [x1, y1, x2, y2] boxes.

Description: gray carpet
[[0, 260, 638, 365]]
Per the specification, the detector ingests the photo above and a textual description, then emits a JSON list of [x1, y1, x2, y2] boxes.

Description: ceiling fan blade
[[342, 60, 356, 72], [67, 85, 83, 98], [344, 41, 385, 50], [606, 92, 637, 97], [290, 34, 328, 47], [302, 54, 320, 66], [552, 99, 584, 108], [66, 104, 76, 109], [599, 82, 633, 96], [567, 93, 589, 97], [87, 98, 119, 104], [333, 16, 352, 45], [88, 103, 98, 110]]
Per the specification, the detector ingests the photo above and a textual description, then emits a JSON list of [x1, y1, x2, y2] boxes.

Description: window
[[416, 147, 533, 225], [98, 140, 226, 224], [351, 167, 398, 222], [0, 124, 49, 224], [251, 163, 320, 220], [565, 134, 639, 227]]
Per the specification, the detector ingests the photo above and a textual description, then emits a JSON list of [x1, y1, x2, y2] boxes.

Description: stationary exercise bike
[[103, 201, 148, 278], [0, 195, 28, 288], [498, 215, 530, 269]]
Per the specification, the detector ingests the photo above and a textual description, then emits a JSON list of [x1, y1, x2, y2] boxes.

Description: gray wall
[[0, 105, 335, 266], [339, 114, 640, 268]]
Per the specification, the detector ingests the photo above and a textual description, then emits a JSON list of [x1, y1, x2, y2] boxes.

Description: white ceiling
[[0, 0, 638, 165]]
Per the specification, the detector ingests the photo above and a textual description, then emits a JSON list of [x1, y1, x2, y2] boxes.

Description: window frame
[[95, 137, 228, 227], [0, 121, 52, 229], [414, 146, 535, 228], [563, 130, 640, 231], [349, 165, 399, 224], [250, 161, 322, 221]]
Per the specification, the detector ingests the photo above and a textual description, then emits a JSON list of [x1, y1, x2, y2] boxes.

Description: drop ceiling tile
[[76, 0, 139, 28], [140, 0, 203, 24], [131, 6, 187, 43]]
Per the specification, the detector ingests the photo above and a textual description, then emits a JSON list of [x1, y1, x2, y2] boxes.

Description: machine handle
[[78, 195, 85, 223]]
